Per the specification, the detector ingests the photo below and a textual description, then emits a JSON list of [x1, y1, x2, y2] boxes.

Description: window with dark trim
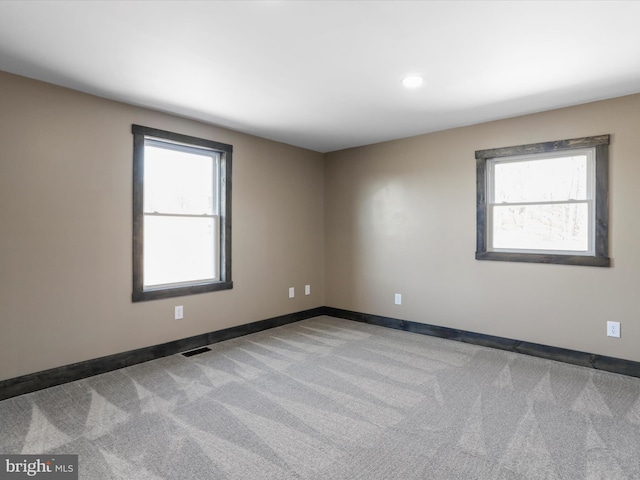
[[475, 135, 610, 267], [132, 125, 233, 302]]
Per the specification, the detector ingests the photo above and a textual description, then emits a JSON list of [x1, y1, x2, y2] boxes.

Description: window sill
[[475, 251, 611, 267], [132, 280, 233, 302]]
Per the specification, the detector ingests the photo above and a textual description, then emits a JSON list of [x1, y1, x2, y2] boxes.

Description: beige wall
[[325, 94, 640, 362], [2, 68, 639, 383], [0, 71, 325, 381]]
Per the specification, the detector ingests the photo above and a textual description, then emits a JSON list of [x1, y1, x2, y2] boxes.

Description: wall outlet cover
[[607, 321, 620, 338]]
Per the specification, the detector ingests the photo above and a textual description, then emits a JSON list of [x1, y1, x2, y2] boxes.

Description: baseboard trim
[[3, 305, 639, 401], [323, 306, 640, 379], [0, 307, 324, 401]]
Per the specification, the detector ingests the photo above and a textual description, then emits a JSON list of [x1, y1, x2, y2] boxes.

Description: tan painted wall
[[325, 94, 640, 362], [0, 71, 325, 381], [2, 68, 639, 382]]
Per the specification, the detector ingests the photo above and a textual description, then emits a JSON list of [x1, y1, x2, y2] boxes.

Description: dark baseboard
[[2, 305, 639, 401], [324, 306, 640, 379], [0, 307, 325, 401]]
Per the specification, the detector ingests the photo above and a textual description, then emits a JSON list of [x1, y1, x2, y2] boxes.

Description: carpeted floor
[[1, 316, 640, 479]]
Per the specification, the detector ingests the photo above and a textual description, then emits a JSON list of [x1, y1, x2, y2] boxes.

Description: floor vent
[[181, 346, 212, 357]]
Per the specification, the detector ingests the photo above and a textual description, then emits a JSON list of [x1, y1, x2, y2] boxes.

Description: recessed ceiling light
[[402, 75, 424, 88]]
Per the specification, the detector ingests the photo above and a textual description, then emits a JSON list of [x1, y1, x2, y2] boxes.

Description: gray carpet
[[2, 316, 640, 479]]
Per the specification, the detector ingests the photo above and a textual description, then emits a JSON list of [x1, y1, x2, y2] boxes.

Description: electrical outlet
[[305, 284, 311, 295], [289, 287, 295, 298], [175, 305, 184, 320], [607, 321, 620, 338], [394, 293, 402, 305]]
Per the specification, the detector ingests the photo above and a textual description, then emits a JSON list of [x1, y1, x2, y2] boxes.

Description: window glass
[[492, 154, 588, 203], [144, 216, 217, 287], [143, 143, 216, 216], [491, 203, 589, 252]]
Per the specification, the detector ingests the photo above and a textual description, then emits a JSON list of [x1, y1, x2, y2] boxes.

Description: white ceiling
[[1, 1, 640, 153]]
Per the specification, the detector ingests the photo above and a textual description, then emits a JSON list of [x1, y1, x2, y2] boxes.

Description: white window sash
[[142, 139, 221, 288], [486, 148, 596, 256]]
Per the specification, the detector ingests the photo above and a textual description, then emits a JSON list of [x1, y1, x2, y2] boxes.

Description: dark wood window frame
[[132, 125, 233, 302], [475, 134, 610, 267]]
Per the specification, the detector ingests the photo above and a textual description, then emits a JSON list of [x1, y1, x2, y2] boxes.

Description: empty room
[[1, 1, 640, 479]]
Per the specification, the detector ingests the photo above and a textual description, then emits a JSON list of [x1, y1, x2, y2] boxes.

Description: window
[[132, 125, 232, 301], [475, 135, 610, 267]]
